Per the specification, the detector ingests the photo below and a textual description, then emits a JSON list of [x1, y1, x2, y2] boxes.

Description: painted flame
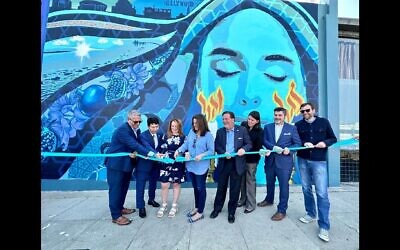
[[197, 86, 224, 122], [272, 80, 305, 123]]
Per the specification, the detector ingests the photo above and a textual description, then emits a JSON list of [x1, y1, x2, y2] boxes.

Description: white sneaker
[[318, 228, 329, 242], [299, 214, 317, 224]]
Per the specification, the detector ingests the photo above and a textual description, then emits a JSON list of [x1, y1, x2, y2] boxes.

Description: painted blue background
[[41, 0, 319, 185]]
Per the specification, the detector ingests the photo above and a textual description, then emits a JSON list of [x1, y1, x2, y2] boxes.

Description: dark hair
[[274, 107, 287, 116], [192, 114, 209, 136], [300, 102, 315, 110], [147, 117, 160, 126], [222, 111, 235, 119], [248, 110, 261, 129], [166, 118, 184, 138]]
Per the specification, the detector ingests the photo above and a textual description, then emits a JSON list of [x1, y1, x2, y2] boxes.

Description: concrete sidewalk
[[41, 183, 359, 249]]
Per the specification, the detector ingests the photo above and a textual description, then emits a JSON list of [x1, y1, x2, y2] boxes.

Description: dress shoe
[[121, 208, 136, 215], [271, 212, 286, 221], [210, 210, 220, 219], [244, 209, 254, 214], [257, 200, 273, 207], [228, 214, 235, 223], [148, 200, 160, 207], [112, 216, 131, 225], [139, 208, 147, 218]]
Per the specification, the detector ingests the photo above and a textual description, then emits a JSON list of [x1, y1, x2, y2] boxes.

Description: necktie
[[134, 128, 140, 139], [153, 134, 158, 149]]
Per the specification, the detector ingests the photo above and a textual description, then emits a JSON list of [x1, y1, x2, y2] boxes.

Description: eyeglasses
[[192, 138, 197, 148], [131, 120, 142, 124], [300, 109, 311, 114]]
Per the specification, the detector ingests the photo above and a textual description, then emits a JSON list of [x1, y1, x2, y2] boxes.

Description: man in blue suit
[[210, 111, 252, 223], [257, 107, 301, 221], [105, 109, 158, 225], [136, 117, 164, 218]]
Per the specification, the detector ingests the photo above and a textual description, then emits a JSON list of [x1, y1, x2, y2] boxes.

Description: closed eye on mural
[[209, 47, 245, 78], [263, 55, 293, 82]]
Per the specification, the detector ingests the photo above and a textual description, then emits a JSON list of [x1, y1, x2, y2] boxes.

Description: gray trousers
[[238, 162, 258, 210]]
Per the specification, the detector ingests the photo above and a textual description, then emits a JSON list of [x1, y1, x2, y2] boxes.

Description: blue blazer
[[137, 130, 163, 172], [215, 125, 253, 175], [105, 122, 150, 173], [263, 122, 301, 170]]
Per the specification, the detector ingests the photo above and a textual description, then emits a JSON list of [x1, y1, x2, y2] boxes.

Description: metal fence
[[340, 123, 359, 182]]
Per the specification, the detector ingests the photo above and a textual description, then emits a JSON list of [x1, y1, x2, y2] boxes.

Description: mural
[[41, 0, 319, 183]]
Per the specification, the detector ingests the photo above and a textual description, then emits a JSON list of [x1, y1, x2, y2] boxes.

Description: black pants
[[213, 159, 242, 215]]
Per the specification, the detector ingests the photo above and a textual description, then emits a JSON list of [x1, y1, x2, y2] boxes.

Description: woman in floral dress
[[157, 119, 186, 218]]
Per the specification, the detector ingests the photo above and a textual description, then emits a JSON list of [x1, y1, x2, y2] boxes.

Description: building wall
[[41, 0, 343, 189]]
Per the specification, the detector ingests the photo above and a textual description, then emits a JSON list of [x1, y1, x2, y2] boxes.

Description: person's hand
[[129, 151, 137, 158], [304, 142, 314, 148], [225, 152, 231, 159], [272, 146, 283, 154], [237, 148, 245, 156], [155, 152, 164, 158], [146, 151, 155, 159], [195, 154, 203, 161], [185, 152, 191, 160], [174, 150, 180, 158], [315, 141, 327, 148], [282, 147, 290, 155], [259, 149, 271, 156]]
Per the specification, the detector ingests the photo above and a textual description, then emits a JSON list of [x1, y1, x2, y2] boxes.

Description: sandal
[[188, 213, 204, 223], [186, 208, 198, 217], [157, 203, 168, 218], [168, 203, 178, 218]]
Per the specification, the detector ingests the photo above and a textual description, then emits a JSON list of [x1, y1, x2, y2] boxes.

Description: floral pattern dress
[[159, 134, 186, 183]]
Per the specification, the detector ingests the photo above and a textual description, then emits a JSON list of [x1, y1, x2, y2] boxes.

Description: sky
[[338, 0, 359, 18]]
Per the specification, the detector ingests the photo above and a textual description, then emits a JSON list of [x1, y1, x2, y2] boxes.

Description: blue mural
[[41, 0, 319, 183]]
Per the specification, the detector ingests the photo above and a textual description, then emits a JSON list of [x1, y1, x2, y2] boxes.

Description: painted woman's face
[[197, 8, 306, 124]]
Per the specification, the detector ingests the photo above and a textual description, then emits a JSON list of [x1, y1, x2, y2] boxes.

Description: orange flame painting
[[197, 86, 224, 122], [273, 80, 305, 123]]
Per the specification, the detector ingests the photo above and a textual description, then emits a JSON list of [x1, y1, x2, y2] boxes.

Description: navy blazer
[[105, 122, 150, 173], [215, 125, 252, 175], [263, 122, 301, 170], [137, 130, 163, 172]]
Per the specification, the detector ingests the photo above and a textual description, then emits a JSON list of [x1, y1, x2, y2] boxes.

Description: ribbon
[[40, 151, 175, 164], [41, 138, 358, 164]]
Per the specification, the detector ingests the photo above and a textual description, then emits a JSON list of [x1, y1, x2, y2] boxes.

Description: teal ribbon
[[41, 152, 131, 157], [41, 138, 358, 164], [134, 153, 175, 164], [40, 151, 175, 164]]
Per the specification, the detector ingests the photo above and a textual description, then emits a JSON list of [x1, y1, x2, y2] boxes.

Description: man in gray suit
[[210, 111, 252, 223]]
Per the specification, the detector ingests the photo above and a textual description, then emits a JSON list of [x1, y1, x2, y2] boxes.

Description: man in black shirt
[[295, 102, 337, 242]]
